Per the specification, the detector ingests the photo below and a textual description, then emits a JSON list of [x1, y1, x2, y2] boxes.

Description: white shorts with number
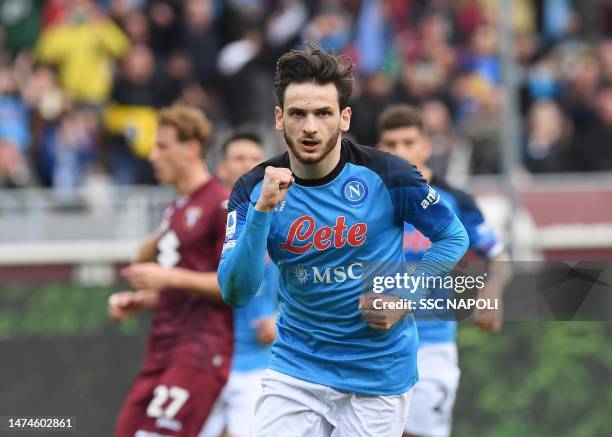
[[404, 342, 460, 437], [252, 369, 412, 437], [199, 369, 265, 437]]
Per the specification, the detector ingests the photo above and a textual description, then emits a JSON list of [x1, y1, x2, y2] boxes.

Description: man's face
[[275, 82, 351, 165], [377, 126, 431, 168], [219, 139, 263, 187], [149, 125, 195, 185]]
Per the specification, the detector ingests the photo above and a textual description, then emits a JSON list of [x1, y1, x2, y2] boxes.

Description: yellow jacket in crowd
[[36, 19, 130, 104]]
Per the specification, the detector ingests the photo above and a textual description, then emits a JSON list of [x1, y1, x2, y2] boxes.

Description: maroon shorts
[[114, 363, 225, 437]]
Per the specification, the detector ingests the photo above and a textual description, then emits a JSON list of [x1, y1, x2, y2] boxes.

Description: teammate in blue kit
[[376, 104, 512, 437], [200, 132, 278, 437], [217, 44, 469, 436]]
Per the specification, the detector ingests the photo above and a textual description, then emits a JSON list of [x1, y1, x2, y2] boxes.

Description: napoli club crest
[[341, 178, 368, 205]]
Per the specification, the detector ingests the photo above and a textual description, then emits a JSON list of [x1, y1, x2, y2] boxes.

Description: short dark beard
[[284, 125, 341, 165]]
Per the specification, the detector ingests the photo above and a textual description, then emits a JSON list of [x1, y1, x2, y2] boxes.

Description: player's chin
[[153, 169, 171, 184], [295, 149, 323, 164]]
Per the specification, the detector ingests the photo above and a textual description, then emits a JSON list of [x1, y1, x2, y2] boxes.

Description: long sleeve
[[217, 176, 272, 308], [383, 157, 469, 300]]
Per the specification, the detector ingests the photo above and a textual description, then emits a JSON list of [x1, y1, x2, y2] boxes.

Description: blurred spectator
[[146, 0, 181, 57], [102, 44, 161, 184], [0, 66, 30, 153], [0, 0, 43, 55], [302, 4, 352, 53], [604, 0, 612, 35], [110, 0, 147, 22], [266, 0, 309, 50], [460, 24, 501, 86], [481, 0, 536, 35], [119, 9, 149, 45], [524, 99, 571, 173], [598, 39, 612, 82], [183, 0, 219, 89], [354, 0, 393, 75], [395, 60, 453, 109], [217, 28, 273, 127], [561, 54, 602, 135], [51, 108, 96, 200], [422, 99, 473, 187], [36, 0, 130, 105], [349, 72, 396, 145], [570, 86, 612, 171], [455, 72, 503, 175], [536, 0, 577, 42], [0, 138, 30, 187], [23, 65, 67, 186]]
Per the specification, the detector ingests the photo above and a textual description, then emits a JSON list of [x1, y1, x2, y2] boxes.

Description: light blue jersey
[[403, 174, 503, 344], [218, 140, 468, 395], [232, 255, 279, 372]]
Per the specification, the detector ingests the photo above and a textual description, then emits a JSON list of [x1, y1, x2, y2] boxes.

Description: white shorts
[[252, 369, 412, 437], [404, 342, 460, 437], [199, 369, 265, 437]]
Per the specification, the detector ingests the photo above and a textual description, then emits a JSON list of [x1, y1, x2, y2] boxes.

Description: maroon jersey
[[141, 177, 233, 376]]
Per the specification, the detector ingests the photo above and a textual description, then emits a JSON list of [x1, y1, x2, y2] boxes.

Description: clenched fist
[[255, 166, 295, 212], [108, 289, 160, 321]]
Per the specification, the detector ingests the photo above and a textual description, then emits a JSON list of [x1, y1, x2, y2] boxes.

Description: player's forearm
[[218, 207, 272, 308], [134, 234, 158, 263], [482, 250, 512, 293], [165, 269, 223, 303], [416, 216, 468, 275], [132, 289, 161, 309]]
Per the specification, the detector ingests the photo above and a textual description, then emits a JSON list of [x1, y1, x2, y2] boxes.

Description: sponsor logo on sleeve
[[421, 186, 441, 209], [225, 210, 237, 237], [222, 240, 237, 252]]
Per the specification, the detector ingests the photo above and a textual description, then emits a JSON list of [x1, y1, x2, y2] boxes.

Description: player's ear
[[340, 106, 352, 132], [187, 139, 201, 159], [423, 136, 433, 161], [274, 106, 283, 131]]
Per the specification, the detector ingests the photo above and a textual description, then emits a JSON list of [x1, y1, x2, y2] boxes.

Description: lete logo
[[280, 215, 367, 254]]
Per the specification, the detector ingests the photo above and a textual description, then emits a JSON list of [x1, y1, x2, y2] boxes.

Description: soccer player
[[108, 104, 233, 437], [376, 104, 512, 437], [200, 132, 279, 437], [217, 44, 469, 436]]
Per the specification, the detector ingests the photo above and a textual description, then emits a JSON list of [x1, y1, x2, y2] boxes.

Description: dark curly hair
[[274, 42, 354, 110]]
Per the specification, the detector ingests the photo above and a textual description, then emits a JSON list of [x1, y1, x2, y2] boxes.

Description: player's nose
[[302, 114, 318, 134]]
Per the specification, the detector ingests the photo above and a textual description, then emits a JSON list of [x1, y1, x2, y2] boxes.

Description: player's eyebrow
[[286, 105, 335, 113]]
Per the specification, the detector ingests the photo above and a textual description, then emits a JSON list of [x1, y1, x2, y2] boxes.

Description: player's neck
[[289, 141, 342, 181], [174, 165, 211, 197], [419, 165, 433, 183]]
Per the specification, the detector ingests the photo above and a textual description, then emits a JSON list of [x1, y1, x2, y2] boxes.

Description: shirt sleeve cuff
[[247, 204, 274, 227]]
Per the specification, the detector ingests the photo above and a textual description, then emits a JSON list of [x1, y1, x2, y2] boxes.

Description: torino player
[[376, 104, 511, 437], [200, 132, 278, 437], [218, 44, 469, 436], [108, 105, 232, 437]]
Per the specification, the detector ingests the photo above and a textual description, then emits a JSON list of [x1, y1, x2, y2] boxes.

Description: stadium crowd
[[1, 0, 611, 192]]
